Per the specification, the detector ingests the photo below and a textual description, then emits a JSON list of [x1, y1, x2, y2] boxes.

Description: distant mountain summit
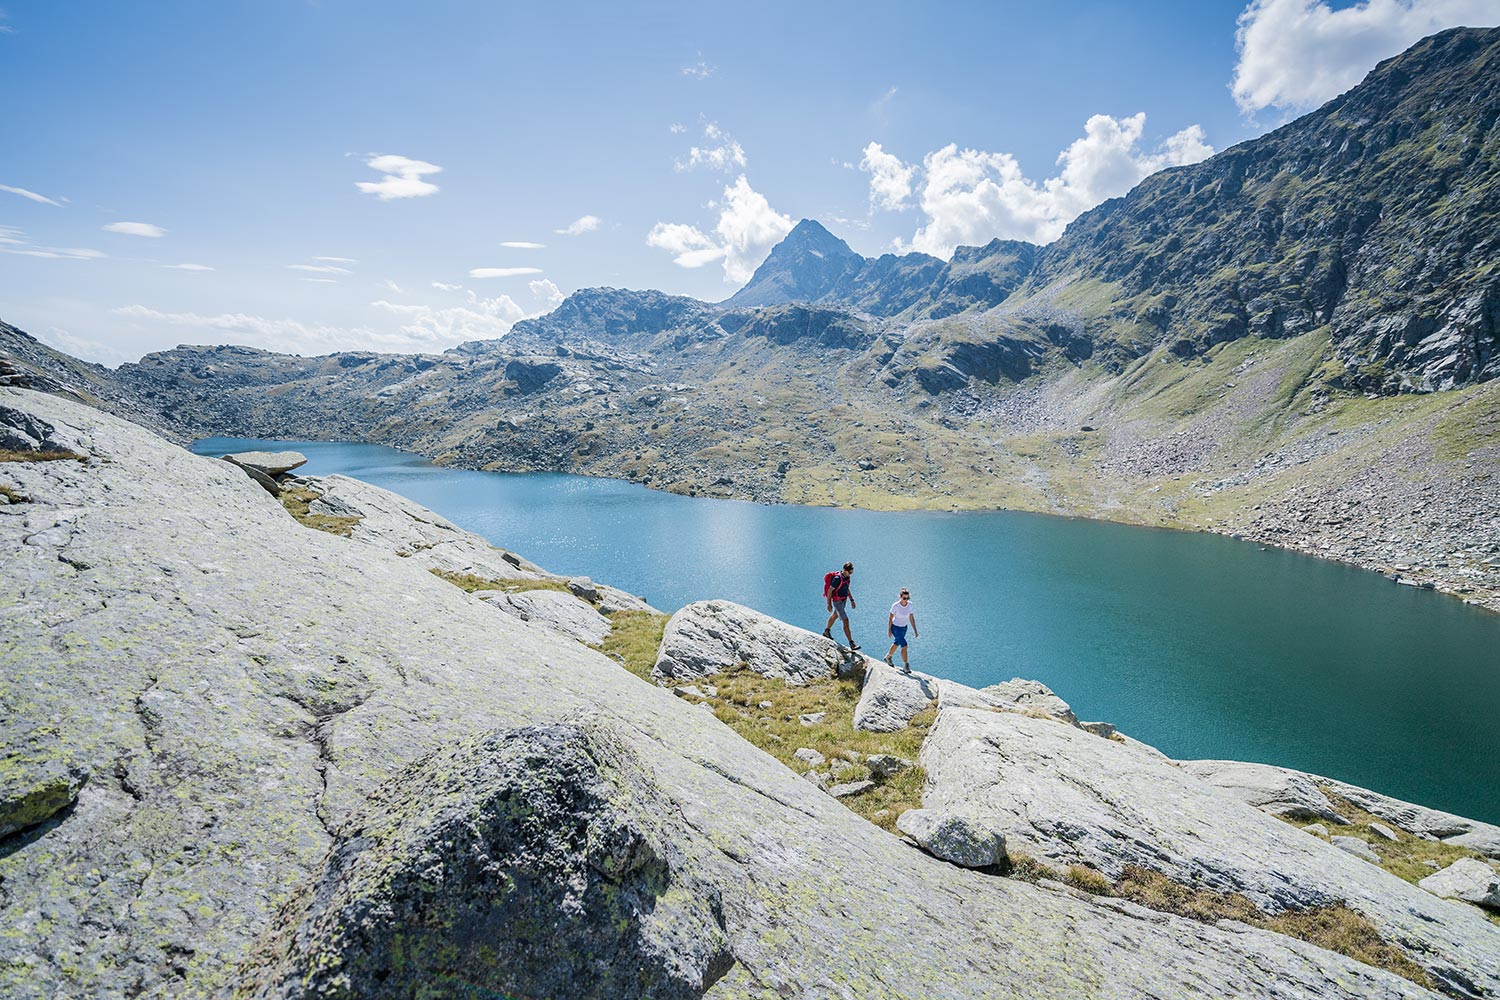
[[722, 220, 865, 309]]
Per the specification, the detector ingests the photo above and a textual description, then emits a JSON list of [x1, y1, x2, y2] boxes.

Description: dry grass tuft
[[278, 486, 363, 537], [0, 483, 25, 504], [595, 611, 668, 682], [0, 448, 86, 463], [1302, 792, 1494, 888], [426, 568, 576, 597]]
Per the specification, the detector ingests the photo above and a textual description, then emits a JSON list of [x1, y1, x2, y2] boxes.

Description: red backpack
[[823, 571, 848, 600]]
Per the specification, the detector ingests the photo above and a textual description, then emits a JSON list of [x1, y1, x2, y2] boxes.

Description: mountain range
[[3, 26, 1499, 610]]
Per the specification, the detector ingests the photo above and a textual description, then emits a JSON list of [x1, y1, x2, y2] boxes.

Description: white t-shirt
[[889, 601, 916, 627]]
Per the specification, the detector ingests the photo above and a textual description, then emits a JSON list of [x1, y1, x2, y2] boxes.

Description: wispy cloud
[[313, 255, 357, 263], [164, 263, 213, 271], [287, 263, 352, 275], [355, 153, 442, 200], [555, 215, 600, 236], [0, 225, 105, 260], [1231, 0, 1498, 115], [500, 240, 546, 249], [371, 290, 528, 344], [0, 183, 63, 206], [681, 55, 715, 79], [669, 123, 687, 134], [113, 304, 389, 354], [469, 266, 543, 278], [103, 221, 166, 238], [676, 121, 747, 173], [431, 281, 462, 291]]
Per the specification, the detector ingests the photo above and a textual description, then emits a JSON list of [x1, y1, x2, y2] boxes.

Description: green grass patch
[[0, 449, 85, 463], [278, 486, 363, 537], [426, 568, 576, 597], [1302, 792, 1495, 889], [595, 611, 668, 682], [687, 662, 933, 832]]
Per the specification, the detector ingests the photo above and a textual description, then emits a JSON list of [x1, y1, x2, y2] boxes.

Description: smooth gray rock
[[475, 588, 613, 644], [652, 599, 857, 685], [221, 449, 306, 475], [798, 712, 826, 727], [854, 660, 937, 732], [1331, 836, 1382, 863], [1419, 858, 1500, 910], [792, 748, 825, 768], [1178, 759, 1348, 824], [0, 389, 1457, 1000], [1315, 775, 1500, 856], [867, 753, 915, 780], [897, 809, 1005, 869], [918, 705, 1500, 995], [223, 456, 282, 496], [829, 780, 875, 799], [1371, 822, 1400, 842], [980, 677, 1078, 724], [1304, 824, 1330, 838]]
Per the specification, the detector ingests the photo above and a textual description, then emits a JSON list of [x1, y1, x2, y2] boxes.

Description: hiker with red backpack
[[822, 561, 859, 650]]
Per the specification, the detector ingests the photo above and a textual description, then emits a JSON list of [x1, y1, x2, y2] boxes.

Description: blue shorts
[[891, 624, 908, 647], [830, 599, 848, 622]]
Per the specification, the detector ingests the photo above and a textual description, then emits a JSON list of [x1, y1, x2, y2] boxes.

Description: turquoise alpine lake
[[195, 437, 1500, 824]]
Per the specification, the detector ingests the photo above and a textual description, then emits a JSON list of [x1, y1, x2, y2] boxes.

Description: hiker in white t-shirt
[[884, 588, 918, 673]]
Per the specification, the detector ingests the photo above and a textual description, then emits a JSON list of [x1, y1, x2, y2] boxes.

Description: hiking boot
[[849, 643, 860, 651], [822, 628, 833, 639], [883, 652, 894, 666], [902, 663, 912, 674]]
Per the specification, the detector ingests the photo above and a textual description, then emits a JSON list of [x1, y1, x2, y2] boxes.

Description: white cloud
[[501, 240, 546, 249], [300, 278, 337, 284], [39, 327, 135, 368], [431, 281, 461, 291], [314, 255, 357, 263], [677, 121, 748, 172], [529, 278, 565, 309], [1232, 0, 1497, 114], [859, 141, 916, 211], [470, 266, 543, 278], [647, 174, 793, 283], [287, 263, 352, 275], [102, 221, 166, 238], [355, 153, 442, 200], [371, 290, 527, 345], [867, 114, 1214, 255], [681, 57, 715, 79], [670, 122, 687, 134], [165, 263, 213, 271], [555, 214, 600, 236], [383, 279, 404, 293], [0, 183, 63, 206]]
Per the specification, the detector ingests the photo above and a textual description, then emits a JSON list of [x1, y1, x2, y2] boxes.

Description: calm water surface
[[196, 437, 1500, 823]]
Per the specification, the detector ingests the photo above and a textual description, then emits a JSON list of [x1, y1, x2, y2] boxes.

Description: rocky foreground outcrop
[[0, 388, 1491, 999]]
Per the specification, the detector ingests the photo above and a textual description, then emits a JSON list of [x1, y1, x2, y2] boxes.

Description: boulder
[[475, 589, 613, 645], [1314, 775, 1500, 856], [1418, 858, 1500, 910], [792, 748, 825, 768], [0, 763, 88, 839], [798, 712, 826, 727], [829, 780, 875, 799], [652, 600, 854, 686], [917, 705, 1500, 994], [1303, 824, 1330, 838], [896, 809, 1005, 869], [867, 754, 915, 780], [567, 576, 601, 602], [222, 456, 281, 496], [979, 678, 1078, 724], [1370, 823, 1400, 842], [1177, 760, 1347, 824], [220, 450, 306, 475], [1330, 836, 1381, 863], [854, 660, 937, 732]]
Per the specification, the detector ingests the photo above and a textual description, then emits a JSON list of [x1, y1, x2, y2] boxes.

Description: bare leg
[[842, 618, 855, 645], [900, 645, 910, 667]]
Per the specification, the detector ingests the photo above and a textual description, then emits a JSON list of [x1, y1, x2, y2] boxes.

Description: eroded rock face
[[653, 599, 856, 685], [476, 588, 612, 645], [897, 809, 1005, 869], [1178, 760, 1348, 824], [241, 721, 735, 1000], [918, 706, 1500, 996]]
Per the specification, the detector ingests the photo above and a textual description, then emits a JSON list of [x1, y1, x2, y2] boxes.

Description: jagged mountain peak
[[722, 219, 865, 309]]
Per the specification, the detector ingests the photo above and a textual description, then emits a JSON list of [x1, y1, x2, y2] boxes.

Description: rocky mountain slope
[[3, 29, 1499, 612], [5, 388, 1500, 998]]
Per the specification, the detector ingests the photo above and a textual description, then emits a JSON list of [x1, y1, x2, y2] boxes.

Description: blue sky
[[1, 0, 1495, 363]]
